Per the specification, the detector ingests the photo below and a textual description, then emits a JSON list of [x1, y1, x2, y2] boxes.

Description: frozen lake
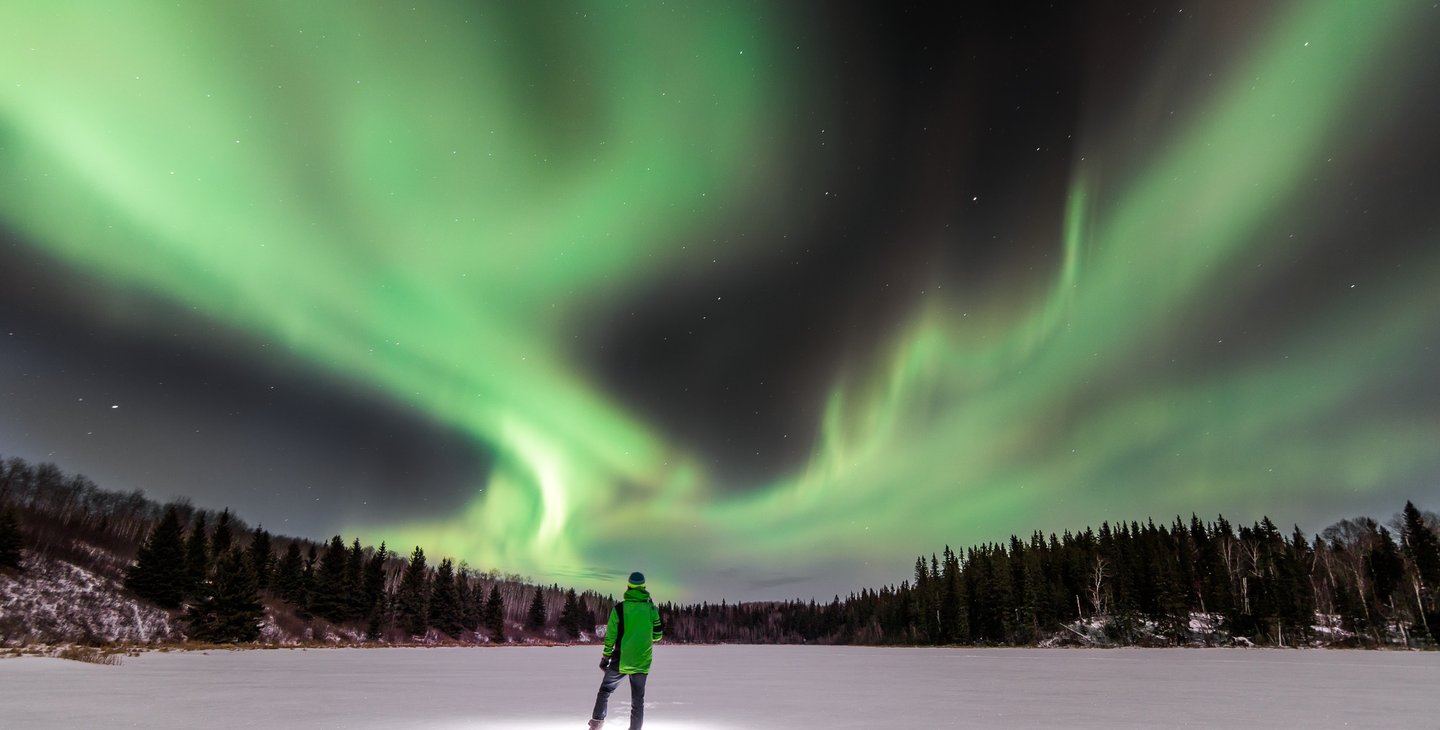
[[2, 645, 1437, 729]]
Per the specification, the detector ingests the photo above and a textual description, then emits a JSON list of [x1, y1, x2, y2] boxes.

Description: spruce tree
[[939, 546, 964, 644], [911, 556, 932, 643], [1400, 501, 1440, 636], [1368, 528, 1405, 609], [0, 509, 22, 570], [1279, 526, 1317, 643], [298, 544, 318, 619], [484, 584, 506, 642], [184, 512, 208, 598], [187, 548, 264, 643], [125, 505, 188, 609], [273, 541, 305, 606], [248, 527, 273, 591], [456, 569, 477, 631], [211, 509, 233, 555], [362, 543, 388, 609], [526, 587, 548, 633], [578, 596, 593, 636], [430, 559, 464, 638], [395, 546, 430, 636], [344, 538, 366, 621], [1401, 502, 1440, 590], [362, 542, 390, 640], [559, 588, 582, 639], [309, 536, 350, 623]]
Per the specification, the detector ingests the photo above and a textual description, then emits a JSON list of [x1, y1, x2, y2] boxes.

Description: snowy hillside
[[0, 551, 179, 645]]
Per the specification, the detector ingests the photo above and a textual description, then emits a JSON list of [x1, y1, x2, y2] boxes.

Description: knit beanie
[[627, 571, 645, 588]]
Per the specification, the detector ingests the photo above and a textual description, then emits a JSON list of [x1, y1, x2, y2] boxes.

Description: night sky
[[2, 1, 1438, 601]]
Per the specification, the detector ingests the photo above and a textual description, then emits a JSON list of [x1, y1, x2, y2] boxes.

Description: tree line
[[4, 452, 1437, 648], [661, 506, 1440, 647], [0, 455, 610, 644]]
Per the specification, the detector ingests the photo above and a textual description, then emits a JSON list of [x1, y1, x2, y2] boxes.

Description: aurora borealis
[[2, 1, 1437, 600]]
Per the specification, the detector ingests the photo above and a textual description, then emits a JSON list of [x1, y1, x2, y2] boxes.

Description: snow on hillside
[[0, 553, 179, 645]]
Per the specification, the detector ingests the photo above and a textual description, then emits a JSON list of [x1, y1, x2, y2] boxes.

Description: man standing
[[590, 571, 663, 730]]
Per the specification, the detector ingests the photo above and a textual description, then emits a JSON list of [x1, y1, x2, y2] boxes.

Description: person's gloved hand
[[599, 655, 612, 670]]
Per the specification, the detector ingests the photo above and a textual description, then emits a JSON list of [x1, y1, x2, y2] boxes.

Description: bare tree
[[1086, 555, 1108, 616]]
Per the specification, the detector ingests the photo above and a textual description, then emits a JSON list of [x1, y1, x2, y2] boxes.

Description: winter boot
[[588, 720, 604, 729]]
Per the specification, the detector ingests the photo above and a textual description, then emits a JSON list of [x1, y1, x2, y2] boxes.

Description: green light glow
[[2, 1, 1436, 598]]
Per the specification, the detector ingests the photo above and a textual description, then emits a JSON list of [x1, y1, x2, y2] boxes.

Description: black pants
[[592, 666, 648, 729]]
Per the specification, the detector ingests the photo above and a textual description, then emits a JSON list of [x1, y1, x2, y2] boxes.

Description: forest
[[661, 508, 1439, 648], [0, 455, 608, 645], [2, 454, 1437, 648]]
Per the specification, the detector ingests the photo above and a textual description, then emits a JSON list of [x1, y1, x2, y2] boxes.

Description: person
[[589, 571, 663, 730]]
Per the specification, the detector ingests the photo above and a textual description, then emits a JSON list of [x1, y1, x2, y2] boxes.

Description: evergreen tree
[[484, 584, 506, 642], [298, 544, 318, 619], [248, 527, 273, 591], [939, 546, 965, 644], [559, 588, 582, 639], [183, 512, 208, 598], [456, 569, 477, 631], [1278, 526, 1317, 644], [125, 505, 188, 609], [1401, 501, 1440, 590], [1400, 501, 1440, 636], [430, 559, 463, 638], [187, 548, 264, 643], [578, 595, 593, 636], [1150, 526, 1189, 643], [395, 546, 430, 636], [362, 542, 390, 640], [273, 541, 305, 606], [1191, 516, 1234, 616], [526, 586, 548, 633], [344, 538, 366, 621], [310, 536, 350, 623], [0, 509, 22, 570], [211, 509, 233, 556], [1368, 528, 1405, 616]]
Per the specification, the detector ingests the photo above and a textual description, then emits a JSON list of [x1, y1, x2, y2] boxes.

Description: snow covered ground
[[1, 645, 1437, 729]]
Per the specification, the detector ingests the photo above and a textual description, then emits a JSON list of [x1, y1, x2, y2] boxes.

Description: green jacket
[[602, 586, 663, 674]]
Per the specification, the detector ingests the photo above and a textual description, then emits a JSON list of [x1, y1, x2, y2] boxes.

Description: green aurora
[[2, 1, 1437, 598]]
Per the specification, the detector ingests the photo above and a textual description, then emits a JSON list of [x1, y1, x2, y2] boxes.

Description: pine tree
[[211, 509, 233, 556], [1279, 526, 1317, 643], [456, 569, 477, 631], [939, 546, 964, 644], [183, 512, 208, 598], [1191, 516, 1234, 616], [1401, 501, 1440, 590], [344, 538, 366, 621], [1400, 501, 1440, 636], [248, 527, 273, 591], [578, 595, 593, 636], [125, 505, 188, 609], [526, 587, 547, 633], [310, 536, 350, 623], [1368, 528, 1405, 613], [273, 541, 305, 606], [187, 548, 264, 643], [0, 509, 22, 570], [484, 584, 506, 642], [395, 546, 430, 636], [298, 544, 318, 619], [430, 559, 463, 638], [362, 542, 389, 640], [559, 588, 582, 639], [357, 544, 385, 627]]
